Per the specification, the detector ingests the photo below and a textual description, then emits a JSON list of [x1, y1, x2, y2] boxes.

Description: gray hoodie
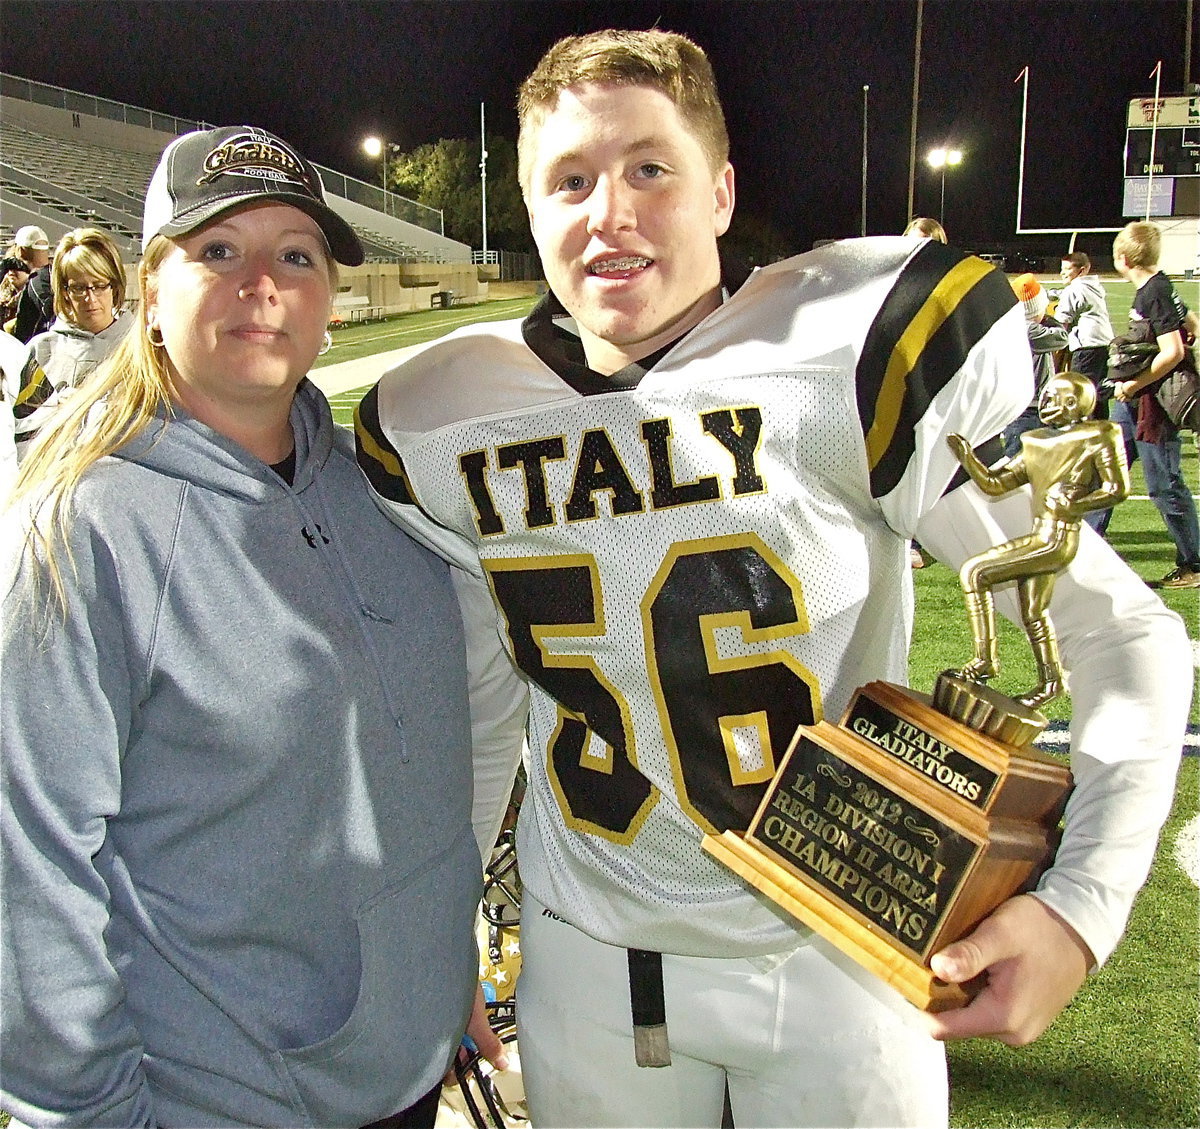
[[1054, 274, 1113, 351], [1, 382, 483, 1127], [28, 308, 133, 390]]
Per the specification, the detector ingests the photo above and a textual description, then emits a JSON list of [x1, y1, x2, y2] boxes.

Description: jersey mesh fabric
[[357, 238, 1026, 958]]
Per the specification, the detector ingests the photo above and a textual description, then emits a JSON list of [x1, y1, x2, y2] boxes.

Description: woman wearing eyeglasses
[[23, 227, 132, 411]]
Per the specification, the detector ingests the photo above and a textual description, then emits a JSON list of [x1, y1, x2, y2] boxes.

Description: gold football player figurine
[[945, 372, 1130, 709]]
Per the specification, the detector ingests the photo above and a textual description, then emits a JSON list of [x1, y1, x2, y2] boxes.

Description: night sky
[[2, 0, 1195, 258]]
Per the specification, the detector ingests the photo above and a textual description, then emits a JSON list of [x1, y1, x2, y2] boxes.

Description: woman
[[1, 126, 523, 1128], [28, 226, 133, 390], [17, 228, 133, 454]]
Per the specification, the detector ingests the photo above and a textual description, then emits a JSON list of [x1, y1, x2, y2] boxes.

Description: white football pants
[[516, 893, 948, 1128]]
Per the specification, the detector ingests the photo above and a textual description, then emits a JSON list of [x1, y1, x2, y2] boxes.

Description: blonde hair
[[517, 28, 728, 195], [12, 237, 177, 610], [903, 217, 947, 243], [51, 227, 127, 320], [1113, 221, 1161, 270]]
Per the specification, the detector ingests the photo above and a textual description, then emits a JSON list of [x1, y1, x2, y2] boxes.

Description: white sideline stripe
[[312, 300, 536, 398], [310, 342, 433, 398], [1175, 814, 1200, 888], [1035, 723, 1199, 755]]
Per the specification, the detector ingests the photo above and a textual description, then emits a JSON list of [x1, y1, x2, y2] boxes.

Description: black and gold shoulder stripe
[[857, 242, 1016, 498], [353, 384, 419, 507], [13, 362, 51, 417]]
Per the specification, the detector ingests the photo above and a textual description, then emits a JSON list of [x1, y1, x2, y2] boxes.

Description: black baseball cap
[[142, 126, 364, 266]]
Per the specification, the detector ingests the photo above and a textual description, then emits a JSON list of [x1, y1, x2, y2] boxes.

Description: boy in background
[[1110, 220, 1200, 589], [1054, 252, 1113, 391], [1003, 274, 1068, 457]]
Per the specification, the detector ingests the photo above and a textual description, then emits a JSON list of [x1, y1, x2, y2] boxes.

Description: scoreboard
[[1124, 126, 1200, 178], [1123, 95, 1200, 217]]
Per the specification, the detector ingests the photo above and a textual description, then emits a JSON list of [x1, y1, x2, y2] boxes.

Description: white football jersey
[[358, 237, 1030, 957]]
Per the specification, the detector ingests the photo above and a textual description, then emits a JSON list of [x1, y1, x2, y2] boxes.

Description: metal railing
[[0, 72, 445, 236]]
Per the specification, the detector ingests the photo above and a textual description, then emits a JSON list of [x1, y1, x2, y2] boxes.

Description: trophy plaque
[[702, 679, 1071, 1011]]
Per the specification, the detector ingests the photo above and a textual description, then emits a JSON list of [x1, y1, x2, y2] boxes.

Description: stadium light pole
[[861, 84, 869, 237], [362, 135, 389, 218], [926, 146, 962, 226], [906, 0, 923, 227], [1186, 0, 1194, 91], [1015, 67, 1029, 233], [1145, 60, 1162, 221], [480, 102, 489, 261]]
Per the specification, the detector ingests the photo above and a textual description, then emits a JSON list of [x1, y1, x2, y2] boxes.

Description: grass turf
[[946, 757, 1199, 1129]]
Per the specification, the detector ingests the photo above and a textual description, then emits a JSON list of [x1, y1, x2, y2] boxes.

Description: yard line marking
[[1035, 722, 1199, 756], [1175, 815, 1199, 887]]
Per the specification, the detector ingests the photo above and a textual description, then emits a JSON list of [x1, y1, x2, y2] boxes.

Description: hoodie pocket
[[273, 828, 481, 1127]]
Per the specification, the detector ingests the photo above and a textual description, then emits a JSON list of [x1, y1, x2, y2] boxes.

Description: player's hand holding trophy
[[704, 373, 1130, 1011]]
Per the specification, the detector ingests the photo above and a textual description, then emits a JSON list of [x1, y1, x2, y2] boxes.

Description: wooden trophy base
[[702, 681, 1072, 1013], [704, 828, 972, 1011]]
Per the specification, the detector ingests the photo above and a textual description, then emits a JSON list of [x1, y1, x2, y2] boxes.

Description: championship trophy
[[703, 373, 1129, 1012]]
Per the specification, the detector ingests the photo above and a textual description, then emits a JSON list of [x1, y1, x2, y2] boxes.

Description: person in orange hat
[[1002, 273, 1068, 457]]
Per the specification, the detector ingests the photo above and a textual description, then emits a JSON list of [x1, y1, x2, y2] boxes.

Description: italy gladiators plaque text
[[703, 682, 1071, 1011]]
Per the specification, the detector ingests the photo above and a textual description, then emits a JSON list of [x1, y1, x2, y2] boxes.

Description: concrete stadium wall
[[0, 93, 175, 155], [337, 261, 489, 311], [1156, 217, 1199, 277]]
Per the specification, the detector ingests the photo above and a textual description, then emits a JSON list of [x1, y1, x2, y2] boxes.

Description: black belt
[[628, 947, 671, 1067]]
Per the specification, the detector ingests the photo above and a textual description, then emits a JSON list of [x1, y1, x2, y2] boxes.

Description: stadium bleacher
[[0, 73, 471, 267], [1, 122, 147, 252]]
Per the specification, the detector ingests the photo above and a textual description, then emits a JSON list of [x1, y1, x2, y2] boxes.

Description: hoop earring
[[147, 325, 164, 348], [318, 330, 333, 356]]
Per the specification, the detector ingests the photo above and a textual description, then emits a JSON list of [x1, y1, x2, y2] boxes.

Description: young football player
[[357, 29, 1190, 1128]]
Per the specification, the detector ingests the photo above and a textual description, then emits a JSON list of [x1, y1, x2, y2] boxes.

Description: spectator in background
[[0, 330, 32, 499], [903, 216, 947, 243], [1054, 253, 1114, 391], [1053, 253, 1125, 539], [10, 225, 54, 343], [27, 228, 132, 390], [0, 256, 32, 331], [17, 229, 133, 455], [1003, 273, 1068, 457], [1111, 220, 1200, 589]]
